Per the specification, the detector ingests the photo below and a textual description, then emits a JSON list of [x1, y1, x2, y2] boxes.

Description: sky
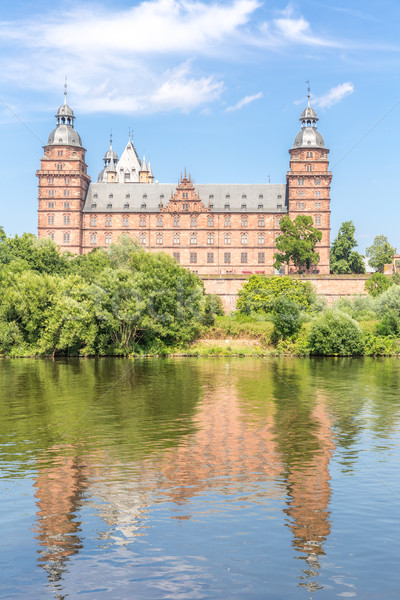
[[1, 0, 400, 252]]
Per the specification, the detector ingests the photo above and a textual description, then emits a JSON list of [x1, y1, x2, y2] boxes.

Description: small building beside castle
[[37, 92, 331, 275]]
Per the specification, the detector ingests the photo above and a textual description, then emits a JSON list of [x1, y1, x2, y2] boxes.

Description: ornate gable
[[163, 172, 209, 213]]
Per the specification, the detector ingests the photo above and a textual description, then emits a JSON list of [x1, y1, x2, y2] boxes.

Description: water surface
[[0, 357, 399, 599]]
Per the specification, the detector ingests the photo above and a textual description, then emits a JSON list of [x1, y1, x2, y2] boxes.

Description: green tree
[[365, 272, 391, 297], [308, 310, 365, 355], [365, 235, 396, 272], [0, 233, 69, 275], [236, 275, 316, 315], [272, 296, 302, 339], [273, 215, 322, 274], [330, 221, 365, 274]]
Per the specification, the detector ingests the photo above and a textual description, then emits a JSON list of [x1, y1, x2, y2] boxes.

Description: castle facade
[[37, 94, 331, 275]]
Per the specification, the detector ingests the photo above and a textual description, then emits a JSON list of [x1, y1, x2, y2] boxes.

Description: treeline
[[236, 274, 400, 356], [0, 231, 221, 356]]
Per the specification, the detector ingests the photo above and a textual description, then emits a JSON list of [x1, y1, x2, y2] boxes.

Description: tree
[[273, 215, 322, 274], [365, 272, 391, 297], [236, 275, 316, 315], [330, 221, 365, 274], [365, 235, 396, 272]]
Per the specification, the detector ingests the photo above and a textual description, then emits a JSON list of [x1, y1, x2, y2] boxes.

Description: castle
[[37, 91, 331, 275]]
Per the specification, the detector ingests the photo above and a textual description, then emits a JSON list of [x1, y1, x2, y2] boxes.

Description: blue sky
[[1, 0, 400, 252]]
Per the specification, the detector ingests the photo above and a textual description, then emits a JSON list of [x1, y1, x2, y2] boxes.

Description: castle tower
[[37, 88, 90, 254], [97, 136, 118, 183], [286, 93, 331, 274]]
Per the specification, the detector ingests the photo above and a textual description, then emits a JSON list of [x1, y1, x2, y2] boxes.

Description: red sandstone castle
[[37, 92, 331, 275]]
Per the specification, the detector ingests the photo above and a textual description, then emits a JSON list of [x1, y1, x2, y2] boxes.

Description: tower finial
[[110, 129, 113, 147], [306, 80, 311, 107], [64, 77, 68, 105]]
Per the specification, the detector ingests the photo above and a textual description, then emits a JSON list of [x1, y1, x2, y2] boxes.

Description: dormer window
[[224, 203, 230, 210], [277, 204, 282, 210], [209, 194, 214, 200], [259, 194, 263, 199], [225, 194, 230, 199], [107, 202, 112, 209], [124, 203, 129, 209], [109, 194, 113, 199], [143, 194, 147, 199], [277, 194, 282, 199], [94, 193, 98, 199], [91, 202, 97, 209], [241, 204, 247, 211], [242, 194, 247, 199], [141, 203, 146, 210], [160, 194, 164, 200], [258, 204, 263, 210], [125, 194, 130, 199]]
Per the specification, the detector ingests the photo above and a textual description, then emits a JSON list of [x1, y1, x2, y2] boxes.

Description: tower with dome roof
[[37, 86, 90, 253], [286, 90, 332, 274]]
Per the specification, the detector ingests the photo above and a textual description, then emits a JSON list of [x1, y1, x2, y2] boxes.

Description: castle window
[[156, 233, 163, 245], [207, 233, 214, 245], [207, 216, 214, 227], [173, 233, 180, 245], [48, 177, 54, 184], [47, 214, 54, 225], [125, 194, 130, 199], [209, 194, 214, 200], [48, 232, 55, 241], [314, 178, 321, 185], [141, 203, 146, 210], [139, 233, 146, 245], [225, 194, 230, 199], [306, 151, 313, 158], [105, 216, 112, 227], [224, 233, 231, 245], [297, 190, 305, 196], [258, 217, 264, 227], [90, 233, 97, 244], [124, 203, 129, 209], [298, 179, 304, 185], [276, 217, 282, 227], [306, 165, 312, 172], [277, 204, 282, 210], [63, 232, 70, 244], [63, 190, 70, 196], [182, 203, 189, 211], [160, 194, 164, 200], [173, 216, 180, 227], [258, 252, 265, 264], [63, 215, 70, 226], [105, 233, 112, 245], [297, 202, 305, 210], [58, 150, 63, 156], [64, 177, 70, 184], [278, 194, 282, 199], [314, 202, 321, 209], [258, 204, 263, 210], [173, 252, 180, 263], [209, 204, 214, 210], [140, 216, 146, 227], [122, 216, 129, 227], [190, 216, 197, 227], [107, 202, 112, 209], [48, 202, 55, 209], [241, 252, 248, 264], [241, 216, 247, 227], [258, 233, 265, 245], [190, 233, 197, 245], [224, 216, 231, 227], [94, 193, 98, 199], [224, 252, 231, 264], [259, 194, 263, 200], [241, 204, 247, 211], [241, 233, 248, 245], [124, 172, 130, 181], [91, 202, 97, 209], [190, 252, 197, 264], [90, 216, 97, 226], [314, 215, 322, 226], [224, 204, 230, 210], [109, 194, 113, 199], [315, 191, 321, 197], [143, 194, 147, 199], [207, 252, 214, 264], [157, 217, 163, 227], [64, 202, 70, 209]]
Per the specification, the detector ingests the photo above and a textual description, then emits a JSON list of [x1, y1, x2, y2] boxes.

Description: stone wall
[[202, 274, 369, 313]]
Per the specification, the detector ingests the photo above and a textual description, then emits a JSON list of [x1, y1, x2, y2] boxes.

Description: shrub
[[334, 295, 378, 321], [272, 296, 302, 339], [365, 272, 391, 296], [364, 333, 398, 356], [308, 310, 364, 355], [377, 285, 400, 317], [203, 294, 225, 326], [375, 312, 400, 337], [236, 275, 316, 315]]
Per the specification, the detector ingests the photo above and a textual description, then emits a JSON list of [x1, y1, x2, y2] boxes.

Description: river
[[0, 357, 399, 599]]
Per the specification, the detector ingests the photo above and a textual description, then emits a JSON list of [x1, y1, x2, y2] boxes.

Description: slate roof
[[83, 182, 288, 213]]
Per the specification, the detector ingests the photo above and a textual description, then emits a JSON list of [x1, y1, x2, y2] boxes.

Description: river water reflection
[[0, 358, 399, 599]]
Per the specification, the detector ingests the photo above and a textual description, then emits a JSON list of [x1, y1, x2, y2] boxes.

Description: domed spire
[[103, 132, 118, 164], [47, 81, 82, 147], [292, 83, 325, 149]]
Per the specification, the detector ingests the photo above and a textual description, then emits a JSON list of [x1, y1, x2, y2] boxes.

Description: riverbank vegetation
[[0, 230, 399, 357]]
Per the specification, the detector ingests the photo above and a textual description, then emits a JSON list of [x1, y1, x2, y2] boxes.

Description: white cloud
[[226, 91, 263, 112], [313, 82, 354, 108]]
